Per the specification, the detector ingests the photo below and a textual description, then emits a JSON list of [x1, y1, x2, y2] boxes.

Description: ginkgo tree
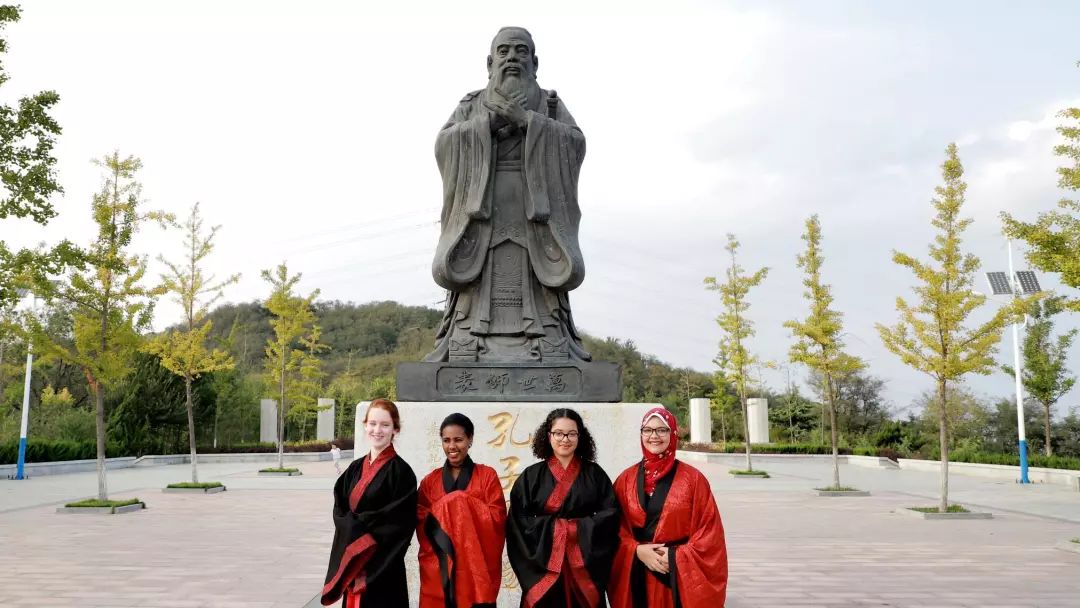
[[705, 234, 769, 473], [877, 144, 1026, 513], [144, 203, 239, 485], [785, 215, 864, 491]]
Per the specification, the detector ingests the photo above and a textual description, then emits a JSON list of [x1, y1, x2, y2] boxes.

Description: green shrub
[[910, 505, 969, 513], [64, 498, 142, 508], [0, 439, 120, 465], [947, 450, 1080, 471]]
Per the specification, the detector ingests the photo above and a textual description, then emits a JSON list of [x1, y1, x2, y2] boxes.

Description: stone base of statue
[[395, 361, 622, 402], [354, 400, 656, 608]]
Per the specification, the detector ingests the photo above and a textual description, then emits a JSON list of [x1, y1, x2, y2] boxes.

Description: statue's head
[[487, 26, 538, 87]]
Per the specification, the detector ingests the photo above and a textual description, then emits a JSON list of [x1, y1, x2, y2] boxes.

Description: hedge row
[[0, 438, 355, 465], [0, 439, 117, 465], [948, 450, 1080, 471], [678, 442, 1080, 471]]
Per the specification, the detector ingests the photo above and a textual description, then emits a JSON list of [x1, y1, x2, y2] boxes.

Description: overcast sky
[[5, 0, 1079, 415]]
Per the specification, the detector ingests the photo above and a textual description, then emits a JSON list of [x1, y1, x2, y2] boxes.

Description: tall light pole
[[985, 239, 1042, 485], [14, 288, 35, 481]]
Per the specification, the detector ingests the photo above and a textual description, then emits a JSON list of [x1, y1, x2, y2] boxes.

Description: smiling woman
[[506, 408, 620, 608], [609, 407, 728, 608], [416, 413, 507, 608], [322, 399, 418, 608]]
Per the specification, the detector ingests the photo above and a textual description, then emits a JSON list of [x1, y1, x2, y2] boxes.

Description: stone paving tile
[[3, 458, 1080, 607]]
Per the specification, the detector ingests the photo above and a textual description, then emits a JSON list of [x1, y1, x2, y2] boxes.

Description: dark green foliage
[[106, 351, 215, 456], [0, 438, 118, 464], [166, 482, 222, 489], [0, 5, 81, 309], [582, 336, 717, 425]]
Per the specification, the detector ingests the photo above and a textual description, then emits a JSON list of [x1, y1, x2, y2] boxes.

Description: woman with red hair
[[608, 407, 728, 608], [322, 399, 418, 608]]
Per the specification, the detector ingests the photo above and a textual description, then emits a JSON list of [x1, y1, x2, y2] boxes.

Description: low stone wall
[[676, 450, 899, 469], [898, 458, 1080, 490], [1, 451, 354, 478], [0, 457, 137, 478]]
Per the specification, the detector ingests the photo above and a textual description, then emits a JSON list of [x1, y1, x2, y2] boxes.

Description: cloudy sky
[[5, 0, 1079, 414]]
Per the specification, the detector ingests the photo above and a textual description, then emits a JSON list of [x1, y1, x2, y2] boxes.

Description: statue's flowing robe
[[417, 458, 507, 608], [427, 87, 590, 362], [608, 461, 728, 608], [322, 446, 418, 608]]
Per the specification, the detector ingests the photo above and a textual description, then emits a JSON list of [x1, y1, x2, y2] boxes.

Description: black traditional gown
[[321, 444, 418, 608], [506, 456, 620, 608]]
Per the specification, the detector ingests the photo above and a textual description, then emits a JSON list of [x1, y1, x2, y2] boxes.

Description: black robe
[[322, 447, 418, 608], [506, 457, 620, 608]]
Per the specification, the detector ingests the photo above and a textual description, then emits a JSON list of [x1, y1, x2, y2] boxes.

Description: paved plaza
[[1, 455, 1078, 608]]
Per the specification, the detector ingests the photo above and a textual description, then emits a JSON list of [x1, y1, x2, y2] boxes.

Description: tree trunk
[[185, 374, 199, 483], [278, 352, 286, 470], [741, 392, 753, 472], [1044, 403, 1053, 457], [826, 373, 840, 489], [938, 378, 949, 513], [213, 393, 219, 450], [720, 405, 727, 447], [94, 385, 108, 501]]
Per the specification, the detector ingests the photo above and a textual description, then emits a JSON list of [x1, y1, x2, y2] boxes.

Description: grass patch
[[816, 486, 859, 492], [729, 469, 770, 477], [65, 498, 142, 508], [259, 467, 300, 473], [909, 505, 970, 514], [1071, 538, 1080, 544], [166, 482, 223, 489]]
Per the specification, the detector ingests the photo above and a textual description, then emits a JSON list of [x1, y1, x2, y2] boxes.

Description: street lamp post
[[985, 239, 1042, 485], [14, 288, 34, 480]]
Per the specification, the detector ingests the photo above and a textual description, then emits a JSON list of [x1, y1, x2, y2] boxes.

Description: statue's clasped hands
[[484, 87, 530, 129]]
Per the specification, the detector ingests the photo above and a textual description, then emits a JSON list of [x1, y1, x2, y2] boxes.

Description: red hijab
[[640, 407, 678, 495]]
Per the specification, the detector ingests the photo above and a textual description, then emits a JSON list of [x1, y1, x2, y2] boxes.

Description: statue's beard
[[488, 66, 539, 109]]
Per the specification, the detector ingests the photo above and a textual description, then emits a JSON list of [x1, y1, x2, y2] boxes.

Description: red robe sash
[[417, 462, 507, 608], [609, 461, 728, 608], [522, 457, 601, 608]]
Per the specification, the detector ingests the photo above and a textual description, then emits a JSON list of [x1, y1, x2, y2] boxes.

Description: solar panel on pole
[[1014, 271, 1041, 295], [985, 271, 1012, 296]]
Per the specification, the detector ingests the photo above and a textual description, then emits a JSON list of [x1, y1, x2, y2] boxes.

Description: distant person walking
[[330, 443, 343, 475]]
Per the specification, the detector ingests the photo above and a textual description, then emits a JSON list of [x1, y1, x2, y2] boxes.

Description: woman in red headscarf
[[608, 407, 728, 608]]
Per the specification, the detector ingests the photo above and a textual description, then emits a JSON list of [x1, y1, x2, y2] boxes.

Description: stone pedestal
[[396, 361, 622, 402], [355, 400, 655, 608], [316, 398, 335, 441], [689, 397, 711, 444], [259, 399, 277, 444], [748, 397, 770, 444]]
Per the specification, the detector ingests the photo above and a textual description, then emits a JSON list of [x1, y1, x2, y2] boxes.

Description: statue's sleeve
[[431, 97, 493, 290], [520, 99, 586, 290], [435, 99, 492, 222]]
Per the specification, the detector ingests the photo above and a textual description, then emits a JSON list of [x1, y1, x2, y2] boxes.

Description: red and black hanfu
[[417, 457, 507, 608], [608, 461, 728, 608], [322, 444, 418, 608], [506, 456, 620, 608]]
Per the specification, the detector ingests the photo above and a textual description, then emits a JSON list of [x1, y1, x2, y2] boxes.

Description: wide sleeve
[[521, 99, 586, 290], [671, 471, 727, 608], [607, 468, 640, 608], [505, 466, 558, 594], [432, 97, 493, 290], [574, 463, 621, 593], [416, 472, 437, 559]]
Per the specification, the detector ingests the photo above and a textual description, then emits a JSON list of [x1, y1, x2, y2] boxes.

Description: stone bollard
[[259, 399, 277, 443], [689, 397, 712, 444], [747, 397, 770, 444]]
